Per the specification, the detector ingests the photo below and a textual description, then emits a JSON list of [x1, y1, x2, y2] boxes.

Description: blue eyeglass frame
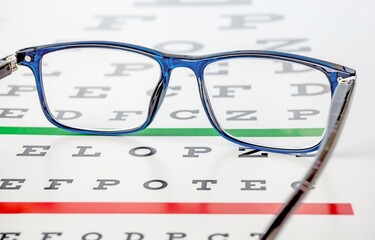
[[0, 41, 357, 239], [10, 41, 356, 155]]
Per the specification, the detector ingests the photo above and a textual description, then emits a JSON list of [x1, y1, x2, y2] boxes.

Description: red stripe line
[[0, 202, 353, 215]]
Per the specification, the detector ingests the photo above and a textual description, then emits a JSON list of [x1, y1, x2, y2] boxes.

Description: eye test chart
[[0, 0, 374, 239]]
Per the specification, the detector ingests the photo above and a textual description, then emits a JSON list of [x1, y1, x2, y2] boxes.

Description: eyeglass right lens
[[41, 47, 162, 132], [202, 57, 331, 150]]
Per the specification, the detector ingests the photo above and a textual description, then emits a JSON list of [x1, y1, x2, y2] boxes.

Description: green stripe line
[[0, 127, 324, 137]]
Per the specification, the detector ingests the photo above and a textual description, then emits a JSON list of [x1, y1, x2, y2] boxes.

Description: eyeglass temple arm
[[261, 75, 356, 240], [0, 54, 18, 80]]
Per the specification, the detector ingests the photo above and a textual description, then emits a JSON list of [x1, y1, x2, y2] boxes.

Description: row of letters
[[0, 84, 329, 98], [0, 178, 314, 191], [0, 108, 323, 121], [12, 145, 315, 158], [0, 232, 265, 240]]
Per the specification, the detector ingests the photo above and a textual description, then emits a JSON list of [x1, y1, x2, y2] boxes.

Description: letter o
[[129, 146, 156, 157], [82, 232, 102, 240], [143, 179, 168, 190]]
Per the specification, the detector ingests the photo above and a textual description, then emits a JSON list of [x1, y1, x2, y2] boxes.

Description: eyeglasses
[[0, 41, 356, 239]]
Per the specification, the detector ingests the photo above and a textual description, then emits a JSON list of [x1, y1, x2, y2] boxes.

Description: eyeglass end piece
[[0, 54, 18, 80], [338, 76, 356, 85]]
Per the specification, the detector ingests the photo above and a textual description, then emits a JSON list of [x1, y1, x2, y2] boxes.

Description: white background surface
[[0, 0, 374, 239]]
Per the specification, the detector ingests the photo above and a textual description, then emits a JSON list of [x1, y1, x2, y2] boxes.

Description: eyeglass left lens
[[41, 47, 161, 132]]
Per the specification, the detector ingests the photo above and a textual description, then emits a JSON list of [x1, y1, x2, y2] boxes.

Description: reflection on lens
[[42, 48, 161, 132], [203, 58, 331, 149]]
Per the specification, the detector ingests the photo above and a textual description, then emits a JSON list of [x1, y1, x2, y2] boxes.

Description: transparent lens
[[41, 47, 161, 132], [203, 58, 331, 149]]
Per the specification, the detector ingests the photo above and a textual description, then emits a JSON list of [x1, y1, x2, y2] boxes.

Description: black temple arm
[[262, 76, 356, 240]]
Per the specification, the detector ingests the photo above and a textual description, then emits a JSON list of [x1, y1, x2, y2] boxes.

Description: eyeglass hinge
[[337, 76, 356, 84], [0, 54, 18, 80]]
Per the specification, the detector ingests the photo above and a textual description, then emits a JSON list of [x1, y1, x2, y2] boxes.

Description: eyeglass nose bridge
[[150, 54, 207, 107], [144, 54, 207, 129], [145, 53, 213, 124], [148, 54, 206, 109], [152, 54, 223, 135], [162, 54, 207, 77]]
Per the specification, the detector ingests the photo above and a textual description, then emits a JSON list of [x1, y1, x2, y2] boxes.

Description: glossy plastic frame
[[11, 41, 356, 155], [0, 41, 357, 240]]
